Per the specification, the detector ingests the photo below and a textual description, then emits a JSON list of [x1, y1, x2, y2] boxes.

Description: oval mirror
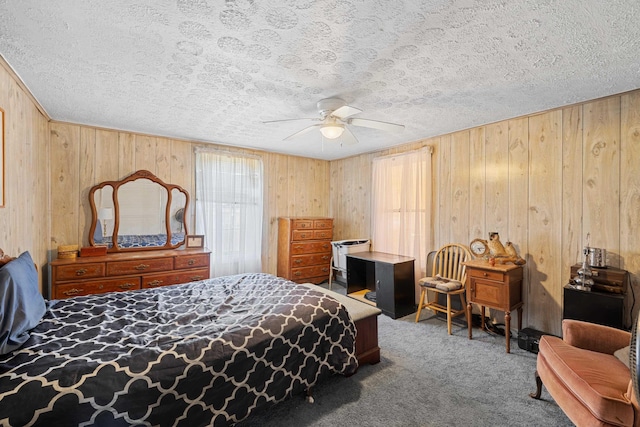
[[89, 170, 189, 252]]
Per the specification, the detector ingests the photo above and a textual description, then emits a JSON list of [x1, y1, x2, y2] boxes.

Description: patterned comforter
[[0, 273, 358, 426]]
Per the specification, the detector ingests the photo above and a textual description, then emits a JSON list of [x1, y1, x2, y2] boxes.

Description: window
[[195, 150, 263, 277], [371, 147, 432, 279]]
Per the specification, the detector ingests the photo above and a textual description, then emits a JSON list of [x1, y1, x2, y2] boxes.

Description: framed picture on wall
[[186, 235, 204, 248], [0, 107, 4, 207]]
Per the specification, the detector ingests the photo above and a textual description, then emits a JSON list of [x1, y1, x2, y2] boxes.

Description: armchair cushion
[[539, 325, 634, 426]]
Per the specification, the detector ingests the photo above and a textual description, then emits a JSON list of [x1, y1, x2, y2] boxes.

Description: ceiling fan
[[263, 98, 405, 145]]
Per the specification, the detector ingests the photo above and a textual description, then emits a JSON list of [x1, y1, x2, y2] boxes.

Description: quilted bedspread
[[0, 273, 358, 426]]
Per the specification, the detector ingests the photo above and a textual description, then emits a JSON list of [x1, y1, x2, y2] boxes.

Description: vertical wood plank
[[155, 137, 171, 183], [450, 131, 470, 245], [620, 92, 640, 326], [469, 127, 486, 239], [507, 117, 529, 326], [561, 105, 584, 285], [118, 132, 136, 178], [50, 123, 80, 248], [583, 98, 621, 265], [134, 135, 157, 172], [485, 122, 509, 236], [528, 111, 563, 335], [78, 127, 96, 246], [437, 136, 452, 247], [95, 129, 118, 183]]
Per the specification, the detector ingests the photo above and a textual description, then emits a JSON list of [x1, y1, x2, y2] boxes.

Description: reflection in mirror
[[170, 189, 186, 236], [89, 170, 189, 252], [118, 179, 169, 247], [93, 185, 115, 248]]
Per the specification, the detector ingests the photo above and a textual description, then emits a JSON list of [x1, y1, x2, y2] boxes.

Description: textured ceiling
[[0, 0, 639, 160]]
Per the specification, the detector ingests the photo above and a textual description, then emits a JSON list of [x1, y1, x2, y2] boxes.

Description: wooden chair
[[415, 243, 471, 335]]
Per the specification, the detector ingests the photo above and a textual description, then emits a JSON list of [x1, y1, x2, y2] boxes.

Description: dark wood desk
[[346, 251, 415, 319], [463, 260, 523, 353]]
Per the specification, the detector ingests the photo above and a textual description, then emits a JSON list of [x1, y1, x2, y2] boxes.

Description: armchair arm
[[562, 319, 630, 354]]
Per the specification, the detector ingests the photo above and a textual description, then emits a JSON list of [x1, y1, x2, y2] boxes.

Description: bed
[[0, 252, 358, 426]]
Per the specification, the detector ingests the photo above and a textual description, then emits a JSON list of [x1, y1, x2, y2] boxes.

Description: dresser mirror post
[[88, 170, 189, 252]]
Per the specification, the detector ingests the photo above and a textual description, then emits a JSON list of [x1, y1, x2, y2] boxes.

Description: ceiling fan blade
[[348, 117, 405, 132], [332, 105, 362, 120], [263, 118, 318, 124], [283, 124, 322, 141], [340, 126, 359, 145]]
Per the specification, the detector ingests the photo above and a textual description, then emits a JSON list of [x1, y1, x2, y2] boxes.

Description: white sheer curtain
[[371, 147, 433, 281], [195, 150, 263, 277]]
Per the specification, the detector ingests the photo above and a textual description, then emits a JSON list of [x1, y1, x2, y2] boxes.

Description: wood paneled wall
[[48, 123, 330, 279], [331, 90, 640, 336], [4, 49, 639, 335], [0, 58, 50, 291]]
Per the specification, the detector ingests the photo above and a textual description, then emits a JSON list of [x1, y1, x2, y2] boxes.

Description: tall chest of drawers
[[50, 248, 211, 299], [277, 217, 333, 284]]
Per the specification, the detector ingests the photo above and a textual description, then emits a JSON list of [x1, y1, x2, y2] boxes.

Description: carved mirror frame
[[88, 170, 189, 252]]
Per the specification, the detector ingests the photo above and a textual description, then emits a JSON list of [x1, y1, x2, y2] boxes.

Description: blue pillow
[[0, 251, 46, 355]]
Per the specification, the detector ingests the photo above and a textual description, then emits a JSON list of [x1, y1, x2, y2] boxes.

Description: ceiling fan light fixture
[[320, 124, 344, 139]]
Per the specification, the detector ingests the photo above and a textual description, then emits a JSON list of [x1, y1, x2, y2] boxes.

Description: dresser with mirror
[[51, 170, 210, 299]]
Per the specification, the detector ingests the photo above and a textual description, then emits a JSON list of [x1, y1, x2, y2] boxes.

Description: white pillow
[[614, 345, 630, 369]]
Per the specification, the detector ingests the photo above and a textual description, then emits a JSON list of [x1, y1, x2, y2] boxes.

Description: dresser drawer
[[142, 268, 210, 289], [291, 253, 332, 268], [292, 219, 314, 230], [55, 263, 105, 281], [106, 257, 174, 276], [293, 229, 333, 240], [290, 241, 332, 255], [468, 268, 504, 282], [313, 219, 332, 229], [313, 229, 332, 239], [292, 230, 317, 240], [55, 277, 141, 299], [291, 265, 331, 281], [175, 253, 210, 270]]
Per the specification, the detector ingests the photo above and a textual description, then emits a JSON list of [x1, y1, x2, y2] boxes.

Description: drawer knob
[[135, 264, 150, 271], [63, 288, 82, 296], [76, 268, 87, 276], [294, 259, 302, 265], [119, 283, 135, 289], [322, 255, 329, 261], [148, 280, 162, 287], [294, 271, 302, 276], [483, 272, 488, 277], [187, 259, 196, 266], [322, 267, 328, 272], [191, 276, 203, 281]]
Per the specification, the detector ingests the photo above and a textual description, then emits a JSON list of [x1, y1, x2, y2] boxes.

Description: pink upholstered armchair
[[531, 319, 639, 426]]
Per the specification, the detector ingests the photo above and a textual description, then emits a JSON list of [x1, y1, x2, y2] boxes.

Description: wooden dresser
[[50, 248, 211, 299], [277, 217, 333, 284]]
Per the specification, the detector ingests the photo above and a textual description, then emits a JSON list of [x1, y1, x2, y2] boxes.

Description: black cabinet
[[346, 251, 415, 319], [563, 285, 625, 330]]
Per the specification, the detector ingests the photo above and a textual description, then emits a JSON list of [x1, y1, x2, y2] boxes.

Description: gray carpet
[[237, 287, 572, 427]]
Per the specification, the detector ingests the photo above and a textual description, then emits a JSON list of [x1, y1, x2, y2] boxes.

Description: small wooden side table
[[463, 260, 523, 353]]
